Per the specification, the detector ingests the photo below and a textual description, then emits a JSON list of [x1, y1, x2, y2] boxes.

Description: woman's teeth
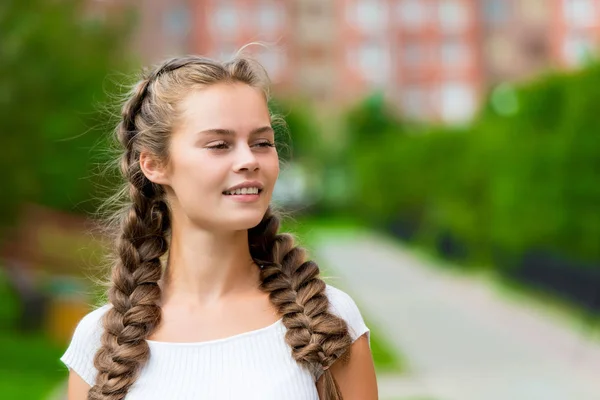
[[224, 187, 260, 195]]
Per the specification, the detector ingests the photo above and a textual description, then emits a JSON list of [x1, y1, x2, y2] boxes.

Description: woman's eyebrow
[[198, 126, 274, 136]]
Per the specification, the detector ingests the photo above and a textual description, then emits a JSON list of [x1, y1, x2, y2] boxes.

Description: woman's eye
[[207, 142, 229, 150], [255, 141, 275, 148], [207, 141, 275, 150]]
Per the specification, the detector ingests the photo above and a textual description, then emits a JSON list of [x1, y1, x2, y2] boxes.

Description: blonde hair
[[90, 54, 352, 399]]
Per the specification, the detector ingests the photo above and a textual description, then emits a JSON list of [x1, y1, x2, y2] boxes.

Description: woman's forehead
[[177, 83, 270, 134]]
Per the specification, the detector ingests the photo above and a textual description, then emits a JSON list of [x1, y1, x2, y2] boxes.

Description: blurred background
[[1, 0, 599, 399]]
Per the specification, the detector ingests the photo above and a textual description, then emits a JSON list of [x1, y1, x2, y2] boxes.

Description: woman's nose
[[233, 145, 259, 172]]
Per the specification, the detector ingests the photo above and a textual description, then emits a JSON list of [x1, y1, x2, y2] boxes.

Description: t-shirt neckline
[[145, 318, 284, 347]]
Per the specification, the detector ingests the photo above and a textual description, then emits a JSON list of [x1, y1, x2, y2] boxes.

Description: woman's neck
[[159, 224, 261, 308]]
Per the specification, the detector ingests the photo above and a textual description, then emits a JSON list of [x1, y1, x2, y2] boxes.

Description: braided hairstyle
[[91, 54, 353, 400]]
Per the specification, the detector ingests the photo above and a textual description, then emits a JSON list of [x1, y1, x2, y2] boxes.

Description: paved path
[[314, 230, 600, 400]]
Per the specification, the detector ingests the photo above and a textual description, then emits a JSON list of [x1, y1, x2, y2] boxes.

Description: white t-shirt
[[60, 284, 370, 400]]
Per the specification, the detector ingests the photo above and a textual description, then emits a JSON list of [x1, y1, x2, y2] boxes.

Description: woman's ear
[[140, 151, 170, 185]]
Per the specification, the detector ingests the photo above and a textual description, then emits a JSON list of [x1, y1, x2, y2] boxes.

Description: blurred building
[[481, 0, 552, 85], [89, 0, 600, 124], [291, 0, 339, 103], [389, 0, 483, 123], [341, 0, 600, 123], [552, 0, 600, 67], [481, 0, 600, 84], [82, 0, 191, 64], [132, 0, 192, 63], [189, 1, 293, 91]]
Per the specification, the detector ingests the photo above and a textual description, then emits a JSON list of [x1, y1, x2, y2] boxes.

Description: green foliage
[[367, 318, 406, 373], [343, 92, 403, 148], [0, 269, 19, 326], [268, 98, 329, 168], [469, 68, 600, 263], [269, 98, 348, 211], [0, 331, 65, 400], [0, 0, 135, 229], [0, 268, 65, 399], [341, 64, 600, 267], [341, 93, 408, 220]]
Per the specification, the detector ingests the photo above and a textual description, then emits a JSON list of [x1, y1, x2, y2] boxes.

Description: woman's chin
[[223, 210, 268, 231]]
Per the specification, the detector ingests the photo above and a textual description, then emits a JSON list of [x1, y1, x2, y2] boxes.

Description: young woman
[[60, 54, 378, 400]]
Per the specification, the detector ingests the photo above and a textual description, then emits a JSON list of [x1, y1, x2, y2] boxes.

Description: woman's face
[[161, 82, 279, 231]]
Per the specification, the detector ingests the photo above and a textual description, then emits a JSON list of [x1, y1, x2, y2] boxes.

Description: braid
[[89, 80, 170, 400], [249, 208, 353, 400]]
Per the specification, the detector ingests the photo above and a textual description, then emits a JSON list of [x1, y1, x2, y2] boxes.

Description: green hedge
[[341, 65, 600, 267]]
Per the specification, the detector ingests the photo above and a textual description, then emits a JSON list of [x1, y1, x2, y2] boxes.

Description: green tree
[[0, 0, 135, 231]]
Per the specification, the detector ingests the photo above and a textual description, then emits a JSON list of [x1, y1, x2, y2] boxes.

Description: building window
[[214, 42, 239, 61], [564, 0, 596, 28], [163, 4, 191, 39], [396, 0, 430, 31], [305, 2, 330, 18], [440, 82, 476, 123], [403, 42, 427, 66], [257, 2, 285, 36], [298, 64, 333, 102], [212, 3, 240, 37], [486, 35, 514, 69], [349, 42, 390, 85], [482, 0, 510, 25], [348, 0, 388, 33], [441, 39, 469, 67], [438, 0, 469, 32], [256, 49, 286, 79], [563, 35, 595, 66], [519, 0, 547, 23], [401, 86, 429, 119]]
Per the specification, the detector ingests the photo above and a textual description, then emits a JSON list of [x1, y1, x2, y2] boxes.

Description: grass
[[366, 318, 406, 373], [0, 269, 66, 400], [0, 331, 65, 400], [281, 213, 364, 241]]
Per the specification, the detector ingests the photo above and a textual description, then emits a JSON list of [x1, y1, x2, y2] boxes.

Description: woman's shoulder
[[324, 284, 360, 313], [75, 303, 112, 334], [324, 284, 370, 345], [60, 303, 111, 386]]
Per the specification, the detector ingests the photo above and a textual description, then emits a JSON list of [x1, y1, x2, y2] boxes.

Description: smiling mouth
[[222, 188, 263, 195]]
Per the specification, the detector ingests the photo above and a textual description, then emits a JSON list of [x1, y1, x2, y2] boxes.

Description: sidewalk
[[313, 230, 600, 400]]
